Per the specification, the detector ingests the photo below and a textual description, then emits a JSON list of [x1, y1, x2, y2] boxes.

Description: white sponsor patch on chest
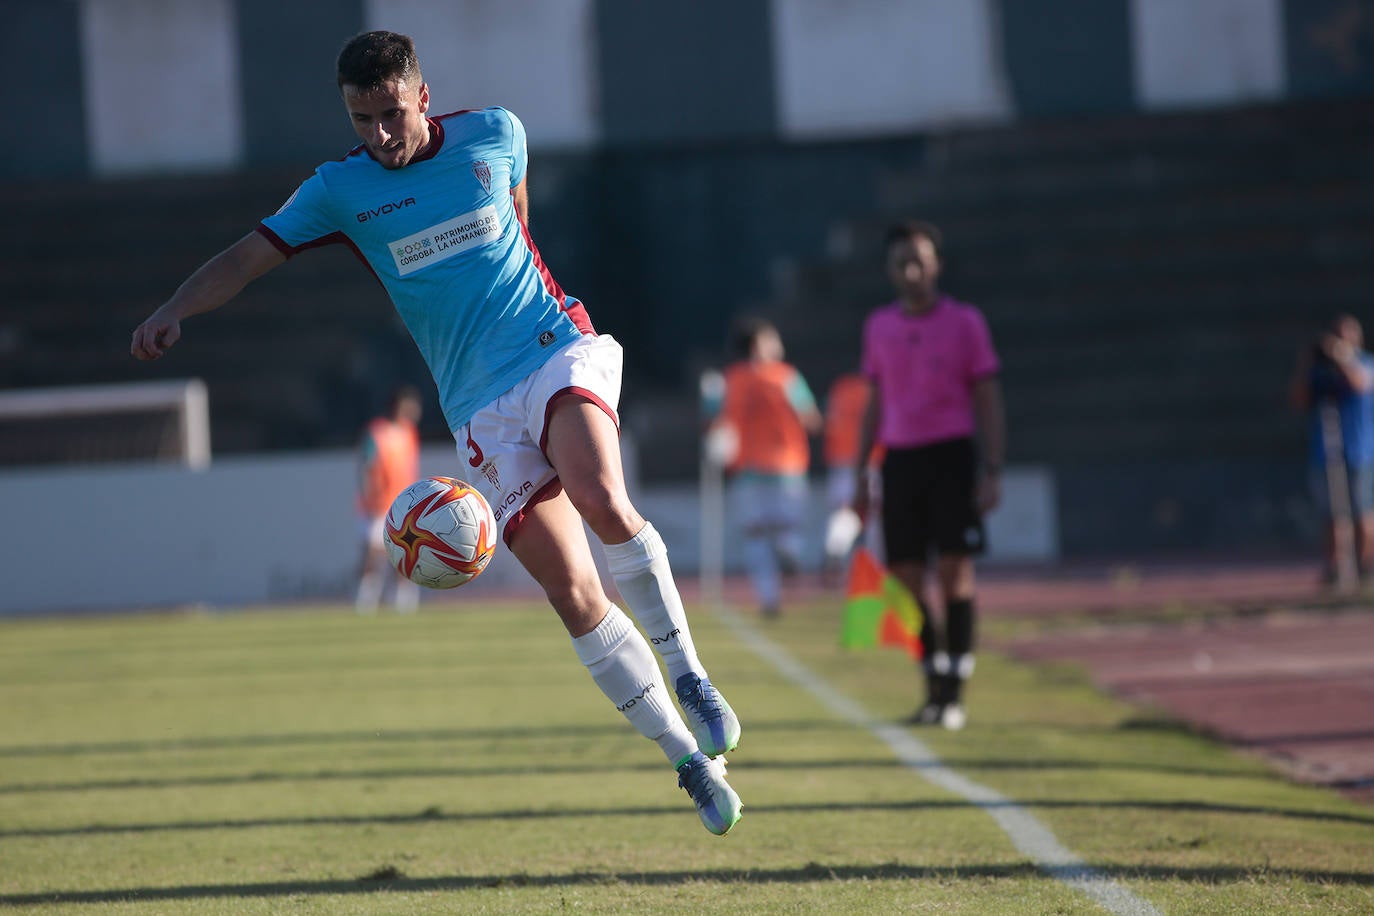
[[389, 205, 501, 276]]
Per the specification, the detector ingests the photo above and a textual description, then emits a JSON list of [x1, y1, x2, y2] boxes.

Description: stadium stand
[[4, 98, 1372, 550], [2, 170, 407, 452], [770, 97, 1374, 469]]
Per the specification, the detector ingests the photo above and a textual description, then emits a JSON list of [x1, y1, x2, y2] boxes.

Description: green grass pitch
[[1, 596, 1371, 914]]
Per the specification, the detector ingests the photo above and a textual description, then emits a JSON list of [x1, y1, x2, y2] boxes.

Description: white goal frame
[[0, 379, 211, 469]]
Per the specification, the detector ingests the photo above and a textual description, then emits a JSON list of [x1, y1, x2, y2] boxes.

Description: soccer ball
[[384, 477, 497, 589]]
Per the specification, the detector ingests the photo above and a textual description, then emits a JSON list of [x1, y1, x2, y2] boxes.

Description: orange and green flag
[[840, 547, 923, 659]]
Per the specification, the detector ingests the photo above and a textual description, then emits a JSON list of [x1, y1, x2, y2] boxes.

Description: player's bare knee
[[543, 579, 611, 635], [565, 489, 641, 543]]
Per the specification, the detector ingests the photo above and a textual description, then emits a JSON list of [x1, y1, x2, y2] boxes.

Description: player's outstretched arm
[[131, 231, 286, 361]]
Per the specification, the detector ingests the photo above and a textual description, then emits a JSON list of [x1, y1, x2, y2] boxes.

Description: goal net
[[0, 379, 211, 469]]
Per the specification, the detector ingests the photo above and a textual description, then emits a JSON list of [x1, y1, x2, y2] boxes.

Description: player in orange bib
[[705, 317, 821, 617], [355, 385, 423, 613]]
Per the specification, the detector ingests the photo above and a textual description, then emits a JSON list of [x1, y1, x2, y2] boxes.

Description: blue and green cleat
[[675, 672, 740, 758], [676, 751, 742, 836]]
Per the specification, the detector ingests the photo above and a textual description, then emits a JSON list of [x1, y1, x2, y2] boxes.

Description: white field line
[[717, 608, 1161, 916]]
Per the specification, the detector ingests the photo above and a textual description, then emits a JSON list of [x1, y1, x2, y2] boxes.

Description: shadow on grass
[[4, 796, 1371, 840], [0, 719, 851, 759], [3, 861, 1373, 905], [0, 756, 1275, 795]]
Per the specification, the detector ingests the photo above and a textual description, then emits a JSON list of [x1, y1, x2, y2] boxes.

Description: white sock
[[393, 579, 420, 613], [354, 571, 383, 613], [602, 522, 703, 684], [572, 605, 697, 766], [744, 535, 781, 610]]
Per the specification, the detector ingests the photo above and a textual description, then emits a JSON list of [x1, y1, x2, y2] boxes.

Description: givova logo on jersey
[[356, 197, 417, 222]]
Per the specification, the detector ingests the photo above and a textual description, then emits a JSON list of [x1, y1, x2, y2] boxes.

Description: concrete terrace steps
[[1, 169, 414, 460], [842, 182, 1374, 262], [898, 235, 1373, 307], [918, 97, 1374, 167], [820, 220, 1374, 298], [762, 99, 1374, 467], [878, 133, 1373, 212]]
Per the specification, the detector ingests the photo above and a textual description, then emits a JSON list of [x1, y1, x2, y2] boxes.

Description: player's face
[[886, 235, 941, 302], [342, 78, 431, 169], [754, 327, 784, 361]]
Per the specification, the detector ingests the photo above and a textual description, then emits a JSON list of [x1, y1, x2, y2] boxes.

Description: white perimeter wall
[[1130, 0, 1285, 110], [66, 0, 1297, 177], [0, 450, 1056, 615], [81, 0, 244, 175], [771, 0, 1012, 139], [365, 0, 599, 149]]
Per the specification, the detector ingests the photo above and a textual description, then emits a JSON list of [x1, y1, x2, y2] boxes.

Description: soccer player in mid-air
[[130, 30, 742, 835]]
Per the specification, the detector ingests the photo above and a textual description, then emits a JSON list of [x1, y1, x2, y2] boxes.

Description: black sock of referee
[[945, 598, 975, 704], [918, 618, 943, 706]]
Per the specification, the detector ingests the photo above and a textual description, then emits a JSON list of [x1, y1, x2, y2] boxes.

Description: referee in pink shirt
[[854, 221, 1006, 730]]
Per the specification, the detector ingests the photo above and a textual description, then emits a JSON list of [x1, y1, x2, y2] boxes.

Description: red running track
[[984, 558, 1374, 804]]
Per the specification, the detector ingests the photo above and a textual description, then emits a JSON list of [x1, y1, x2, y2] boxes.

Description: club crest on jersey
[[472, 160, 492, 194]]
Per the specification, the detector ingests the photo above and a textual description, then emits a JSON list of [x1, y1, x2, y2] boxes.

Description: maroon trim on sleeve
[[255, 224, 380, 283], [254, 223, 298, 259]]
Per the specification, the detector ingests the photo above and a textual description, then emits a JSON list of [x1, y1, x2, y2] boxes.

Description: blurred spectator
[[704, 316, 822, 617], [821, 370, 884, 583], [854, 220, 1005, 730], [1288, 314, 1374, 586], [355, 384, 423, 613]]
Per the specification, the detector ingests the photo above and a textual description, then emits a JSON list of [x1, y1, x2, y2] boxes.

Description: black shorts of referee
[[881, 436, 986, 563]]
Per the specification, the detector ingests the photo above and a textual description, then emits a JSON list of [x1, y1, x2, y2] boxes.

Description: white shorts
[[360, 514, 385, 547], [730, 473, 808, 532], [826, 466, 858, 511], [454, 334, 623, 543]]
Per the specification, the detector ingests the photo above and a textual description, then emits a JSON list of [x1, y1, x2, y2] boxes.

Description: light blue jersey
[[257, 107, 593, 433]]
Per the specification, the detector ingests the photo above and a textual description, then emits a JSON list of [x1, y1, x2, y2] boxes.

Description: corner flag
[[839, 547, 923, 659]]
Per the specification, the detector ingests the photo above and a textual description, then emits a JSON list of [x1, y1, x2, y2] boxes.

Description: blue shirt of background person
[[1290, 313, 1374, 583], [1299, 325, 1374, 470]]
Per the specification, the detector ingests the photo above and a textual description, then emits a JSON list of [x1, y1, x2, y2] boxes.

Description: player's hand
[[1322, 333, 1355, 366], [977, 470, 1001, 514], [131, 309, 181, 361]]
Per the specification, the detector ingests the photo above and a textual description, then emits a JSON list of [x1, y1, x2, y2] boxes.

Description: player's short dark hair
[[883, 220, 943, 257], [337, 30, 422, 90], [730, 315, 776, 359]]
